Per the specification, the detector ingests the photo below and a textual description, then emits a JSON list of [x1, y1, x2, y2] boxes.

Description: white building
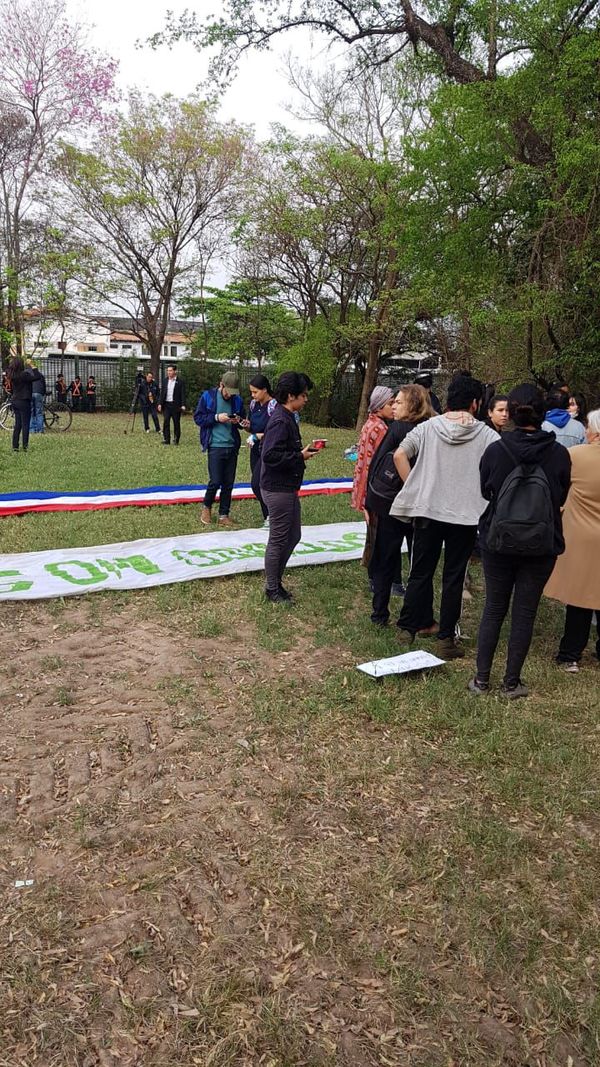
[[23, 312, 201, 361]]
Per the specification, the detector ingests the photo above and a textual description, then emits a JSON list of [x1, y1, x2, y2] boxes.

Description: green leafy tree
[[59, 93, 247, 378], [183, 277, 301, 367]]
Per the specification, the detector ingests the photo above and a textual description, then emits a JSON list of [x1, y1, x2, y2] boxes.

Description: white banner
[[0, 522, 366, 601]]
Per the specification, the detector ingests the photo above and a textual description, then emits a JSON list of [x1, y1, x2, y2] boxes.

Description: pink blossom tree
[[0, 0, 117, 356]]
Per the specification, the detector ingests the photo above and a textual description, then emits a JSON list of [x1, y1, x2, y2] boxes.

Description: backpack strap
[[498, 437, 518, 468]]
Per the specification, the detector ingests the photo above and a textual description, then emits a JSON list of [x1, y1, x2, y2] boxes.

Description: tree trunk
[[150, 339, 162, 381], [355, 253, 399, 431], [355, 335, 381, 430]]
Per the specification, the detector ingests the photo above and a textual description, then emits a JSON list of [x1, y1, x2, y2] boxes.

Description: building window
[[86, 345, 98, 352], [110, 342, 118, 350], [170, 345, 177, 358], [122, 344, 132, 350]]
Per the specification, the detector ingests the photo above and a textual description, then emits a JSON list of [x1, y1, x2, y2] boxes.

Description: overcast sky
[[69, 0, 328, 138]]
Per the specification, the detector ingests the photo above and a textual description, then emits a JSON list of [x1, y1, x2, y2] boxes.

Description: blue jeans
[[203, 448, 239, 516], [30, 393, 44, 433]]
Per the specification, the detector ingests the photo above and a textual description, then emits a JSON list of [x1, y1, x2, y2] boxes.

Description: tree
[[183, 277, 301, 367], [59, 93, 248, 378], [0, 0, 117, 355]]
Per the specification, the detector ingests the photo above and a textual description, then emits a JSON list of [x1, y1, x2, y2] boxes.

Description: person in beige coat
[[545, 409, 600, 671]]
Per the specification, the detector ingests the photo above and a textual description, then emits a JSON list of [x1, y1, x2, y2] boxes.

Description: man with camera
[[158, 365, 186, 445], [194, 371, 247, 526], [139, 371, 161, 433]]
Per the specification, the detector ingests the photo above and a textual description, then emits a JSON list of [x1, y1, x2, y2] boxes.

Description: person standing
[[68, 376, 84, 411], [260, 372, 317, 602], [351, 386, 396, 515], [414, 371, 442, 415], [367, 384, 434, 626], [391, 375, 498, 658], [469, 386, 571, 698], [55, 374, 67, 403], [6, 357, 41, 452], [351, 386, 396, 582], [247, 374, 276, 526], [140, 372, 161, 433], [85, 376, 97, 413], [545, 409, 600, 672], [567, 392, 587, 425], [542, 387, 586, 448], [486, 395, 509, 433], [29, 362, 46, 434], [158, 365, 186, 445], [195, 371, 246, 526]]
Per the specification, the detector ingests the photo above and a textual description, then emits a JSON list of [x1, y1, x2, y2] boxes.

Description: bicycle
[[0, 396, 73, 432]]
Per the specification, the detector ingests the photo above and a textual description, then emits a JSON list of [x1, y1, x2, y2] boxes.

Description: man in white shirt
[[158, 365, 186, 445]]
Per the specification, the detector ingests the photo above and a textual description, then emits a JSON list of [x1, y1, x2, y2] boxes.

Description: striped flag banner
[[0, 478, 354, 518]]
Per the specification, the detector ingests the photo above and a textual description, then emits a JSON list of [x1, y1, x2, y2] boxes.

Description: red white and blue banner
[[0, 478, 353, 518]]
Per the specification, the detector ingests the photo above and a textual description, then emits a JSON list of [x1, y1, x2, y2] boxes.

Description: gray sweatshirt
[[389, 415, 499, 526]]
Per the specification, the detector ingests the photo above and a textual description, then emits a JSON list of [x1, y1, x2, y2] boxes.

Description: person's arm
[[393, 447, 411, 482], [479, 444, 497, 501], [179, 380, 186, 410]]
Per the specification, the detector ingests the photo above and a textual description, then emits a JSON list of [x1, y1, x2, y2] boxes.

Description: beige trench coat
[[545, 442, 600, 610]]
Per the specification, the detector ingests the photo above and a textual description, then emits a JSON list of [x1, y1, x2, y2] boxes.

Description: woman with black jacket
[[366, 384, 434, 625], [259, 371, 317, 603], [469, 385, 571, 699], [6, 357, 41, 452]]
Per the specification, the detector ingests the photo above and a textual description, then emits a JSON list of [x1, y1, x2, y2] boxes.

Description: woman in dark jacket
[[259, 371, 316, 603], [6, 357, 41, 452], [469, 385, 571, 699], [247, 373, 276, 525], [366, 384, 434, 625]]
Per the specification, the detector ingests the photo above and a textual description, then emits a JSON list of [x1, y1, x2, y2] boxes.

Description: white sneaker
[[563, 661, 580, 673]]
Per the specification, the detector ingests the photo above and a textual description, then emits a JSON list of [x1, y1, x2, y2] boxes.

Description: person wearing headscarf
[[351, 385, 396, 577], [351, 386, 396, 514]]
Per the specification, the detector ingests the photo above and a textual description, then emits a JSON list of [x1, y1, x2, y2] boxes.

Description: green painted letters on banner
[[45, 561, 108, 586], [0, 569, 33, 593]]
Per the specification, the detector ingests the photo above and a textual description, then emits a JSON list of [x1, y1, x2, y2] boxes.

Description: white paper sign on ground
[[0, 521, 365, 601], [357, 650, 446, 679]]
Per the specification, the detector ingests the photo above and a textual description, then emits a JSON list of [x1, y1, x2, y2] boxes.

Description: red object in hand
[[311, 439, 327, 450]]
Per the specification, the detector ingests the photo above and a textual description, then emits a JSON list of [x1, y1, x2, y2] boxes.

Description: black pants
[[250, 447, 268, 519], [203, 448, 238, 515], [398, 520, 477, 640], [476, 550, 556, 686], [262, 489, 301, 592], [142, 402, 160, 431], [71, 395, 82, 411], [370, 514, 412, 624], [86, 394, 96, 413], [162, 403, 181, 444], [12, 399, 31, 450], [557, 606, 600, 663]]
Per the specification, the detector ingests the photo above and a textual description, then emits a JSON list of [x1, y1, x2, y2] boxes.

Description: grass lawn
[[1, 413, 599, 1066], [0, 412, 355, 551]]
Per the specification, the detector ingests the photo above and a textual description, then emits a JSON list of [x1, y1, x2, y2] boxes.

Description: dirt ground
[[0, 597, 594, 1067]]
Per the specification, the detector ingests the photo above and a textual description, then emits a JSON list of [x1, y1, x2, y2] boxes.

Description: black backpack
[[367, 448, 402, 510], [486, 439, 555, 555]]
